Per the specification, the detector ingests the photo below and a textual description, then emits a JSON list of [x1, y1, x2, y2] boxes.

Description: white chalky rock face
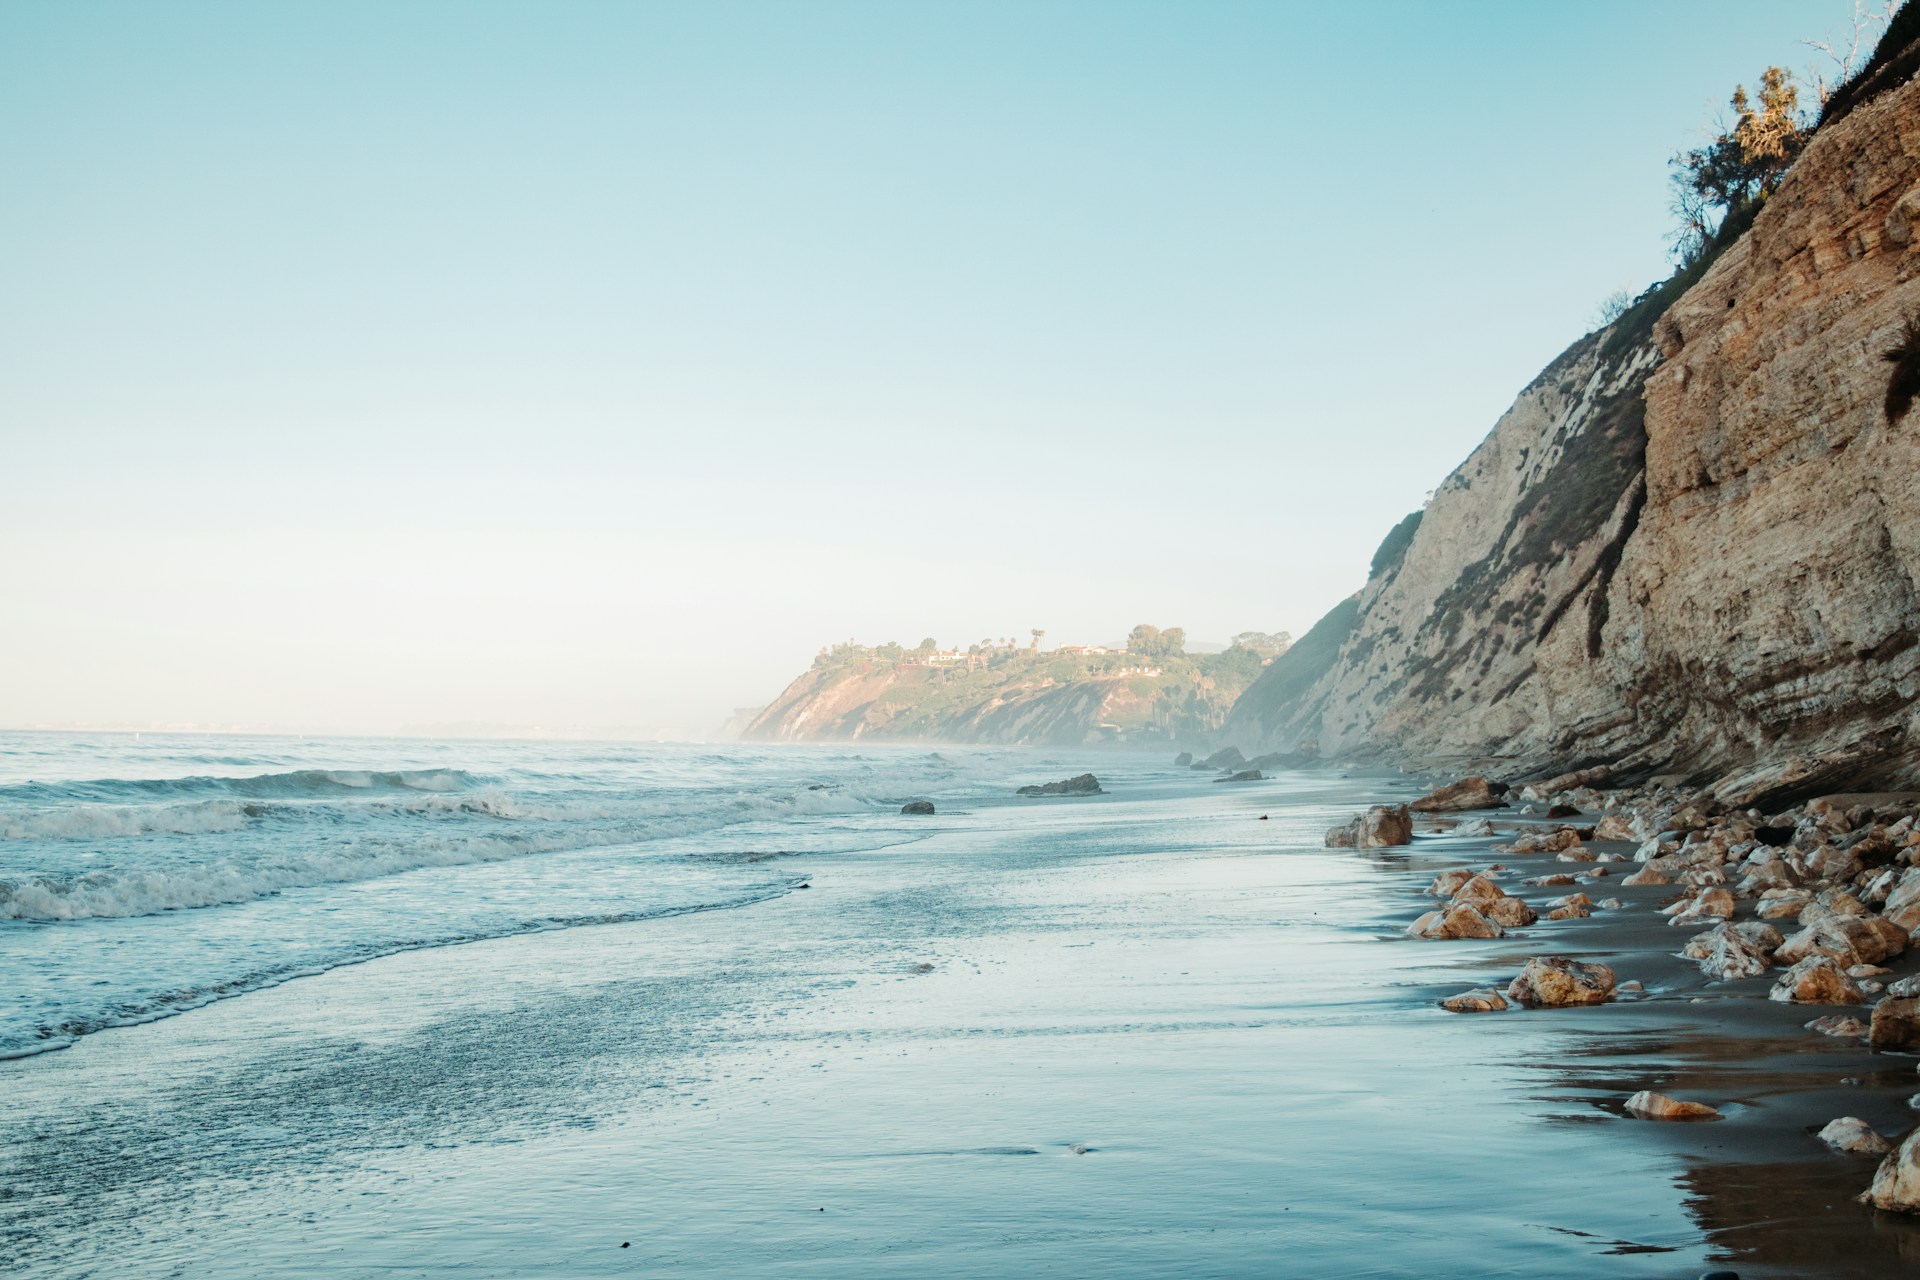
[[1819, 1117, 1892, 1157], [1624, 1091, 1719, 1120]]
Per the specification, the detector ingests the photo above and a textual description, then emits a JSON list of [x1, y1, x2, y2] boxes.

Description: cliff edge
[[1227, 66, 1920, 803]]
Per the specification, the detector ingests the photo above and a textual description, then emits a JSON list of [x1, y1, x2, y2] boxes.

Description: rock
[[1327, 804, 1414, 849], [1536, 766, 1612, 795], [1173, 752, 1193, 767], [1507, 956, 1617, 1007], [1527, 873, 1580, 886], [1768, 956, 1867, 1005], [1622, 866, 1672, 886], [1482, 896, 1538, 928], [1592, 814, 1638, 842], [1756, 888, 1812, 920], [1819, 1117, 1893, 1157], [1805, 1014, 1870, 1038], [1599, 897, 1627, 910], [1889, 975, 1920, 999], [1683, 922, 1777, 980], [900, 800, 935, 815], [1408, 903, 1503, 940], [1201, 747, 1246, 770], [1410, 776, 1508, 813], [1625, 1090, 1720, 1120], [1439, 987, 1510, 1013], [1016, 774, 1104, 797], [1448, 874, 1505, 909], [1887, 873, 1920, 933], [1454, 817, 1497, 837], [1665, 886, 1736, 927], [1555, 848, 1597, 862], [1426, 868, 1476, 898], [1866, 1128, 1920, 1212], [1214, 769, 1263, 783], [1870, 996, 1920, 1052], [1546, 803, 1582, 819], [1777, 915, 1906, 968], [1498, 828, 1585, 856]]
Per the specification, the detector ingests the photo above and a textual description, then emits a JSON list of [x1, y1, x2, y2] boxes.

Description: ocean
[[0, 733, 1907, 1276]]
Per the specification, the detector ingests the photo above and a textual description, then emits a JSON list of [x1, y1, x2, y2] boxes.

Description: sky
[[0, 0, 1867, 738]]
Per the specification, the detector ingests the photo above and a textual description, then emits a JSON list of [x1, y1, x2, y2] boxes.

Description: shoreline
[[1326, 762, 1920, 1253]]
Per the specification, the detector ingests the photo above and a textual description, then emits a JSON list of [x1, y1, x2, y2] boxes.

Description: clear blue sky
[[0, 0, 1862, 736]]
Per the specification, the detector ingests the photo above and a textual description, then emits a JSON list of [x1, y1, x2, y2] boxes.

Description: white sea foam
[[0, 800, 251, 841]]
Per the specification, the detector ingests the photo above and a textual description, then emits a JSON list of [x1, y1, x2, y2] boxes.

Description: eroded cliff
[[1228, 67, 1920, 802]]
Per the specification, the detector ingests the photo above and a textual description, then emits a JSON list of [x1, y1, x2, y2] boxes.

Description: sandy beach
[[6, 751, 1916, 1277]]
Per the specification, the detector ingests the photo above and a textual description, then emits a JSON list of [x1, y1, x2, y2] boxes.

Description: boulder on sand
[[1407, 903, 1503, 940], [1625, 1091, 1719, 1120], [1866, 1128, 1920, 1212], [1410, 776, 1508, 813], [1683, 922, 1781, 980], [1016, 773, 1104, 797], [1870, 996, 1920, 1052], [900, 800, 935, 815], [1507, 956, 1617, 1007], [1768, 956, 1867, 1005], [1325, 804, 1413, 849], [1820, 1117, 1893, 1157]]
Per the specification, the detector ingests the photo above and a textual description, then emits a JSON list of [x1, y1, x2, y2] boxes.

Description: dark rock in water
[[1173, 751, 1194, 766], [1546, 803, 1582, 819], [1259, 814, 1269, 820], [900, 800, 935, 815], [1189, 761, 1212, 770], [1201, 746, 1246, 770], [1215, 769, 1263, 783], [1016, 773, 1105, 797]]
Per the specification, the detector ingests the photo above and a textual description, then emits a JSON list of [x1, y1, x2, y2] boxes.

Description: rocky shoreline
[[1325, 768, 1920, 1218]]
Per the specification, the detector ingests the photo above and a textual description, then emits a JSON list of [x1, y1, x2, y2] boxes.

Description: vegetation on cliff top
[[767, 625, 1293, 745]]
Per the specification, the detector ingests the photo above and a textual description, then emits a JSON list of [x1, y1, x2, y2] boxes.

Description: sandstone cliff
[[1227, 67, 1920, 803]]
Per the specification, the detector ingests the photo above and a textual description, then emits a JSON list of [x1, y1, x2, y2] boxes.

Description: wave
[[0, 881, 804, 1061], [0, 799, 253, 841], [0, 767, 479, 806]]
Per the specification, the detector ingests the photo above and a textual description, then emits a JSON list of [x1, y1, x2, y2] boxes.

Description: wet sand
[[4, 760, 1917, 1277]]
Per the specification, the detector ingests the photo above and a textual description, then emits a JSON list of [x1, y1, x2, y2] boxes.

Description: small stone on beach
[[1624, 1090, 1719, 1120]]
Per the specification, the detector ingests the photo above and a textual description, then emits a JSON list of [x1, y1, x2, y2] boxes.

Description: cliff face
[[1228, 72, 1920, 801], [745, 654, 1250, 746]]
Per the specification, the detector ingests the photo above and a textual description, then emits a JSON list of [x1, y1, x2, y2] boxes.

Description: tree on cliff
[[1670, 66, 1808, 262], [1127, 624, 1186, 659]]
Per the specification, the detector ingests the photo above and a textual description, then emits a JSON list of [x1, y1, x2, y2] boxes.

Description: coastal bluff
[[743, 631, 1285, 746], [1227, 64, 1920, 803]]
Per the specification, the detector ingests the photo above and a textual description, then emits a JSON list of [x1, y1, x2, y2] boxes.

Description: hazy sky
[[1, 0, 1856, 737]]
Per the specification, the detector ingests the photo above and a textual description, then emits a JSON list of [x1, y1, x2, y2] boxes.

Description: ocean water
[[4, 733, 1916, 1277], [0, 734, 990, 1059]]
